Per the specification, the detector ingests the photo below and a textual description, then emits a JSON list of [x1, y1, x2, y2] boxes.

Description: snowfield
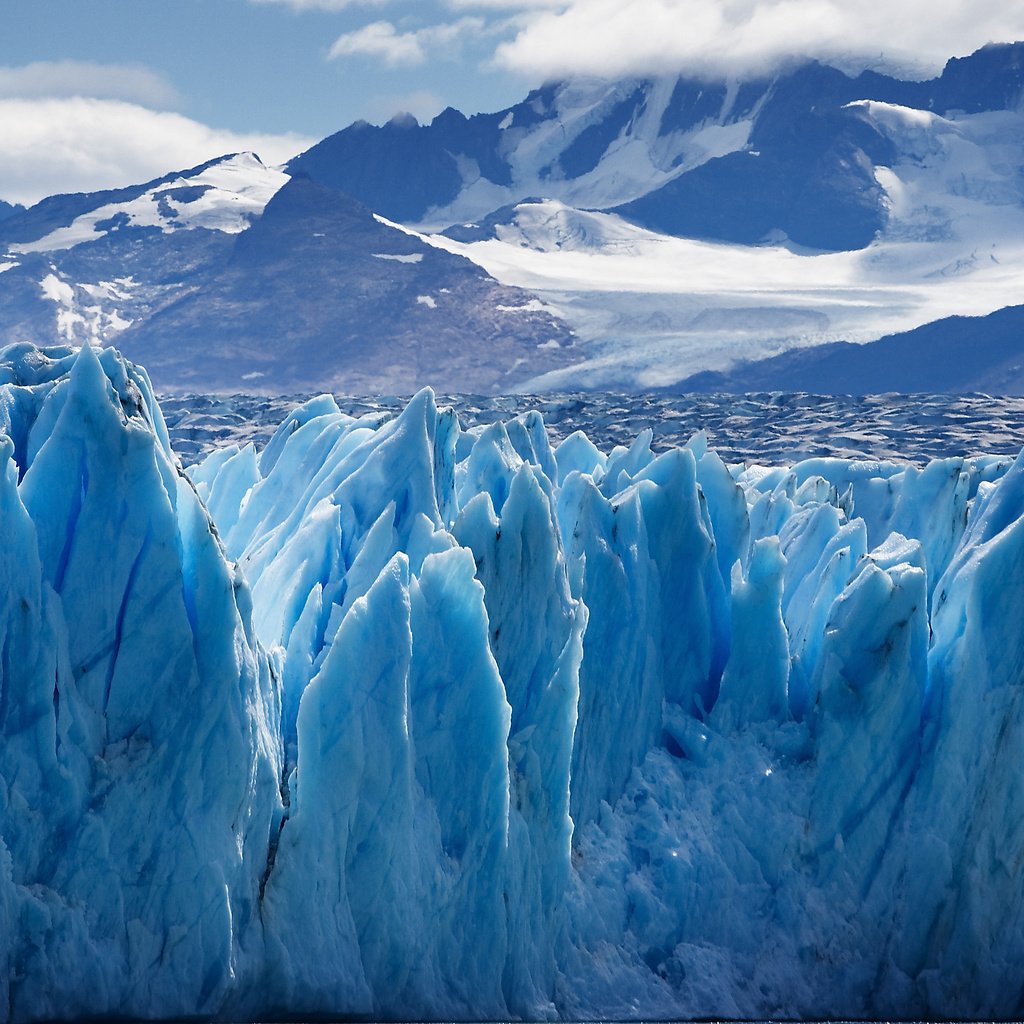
[[10, 153, 287, 255], [2, 342, 1024, 1019]]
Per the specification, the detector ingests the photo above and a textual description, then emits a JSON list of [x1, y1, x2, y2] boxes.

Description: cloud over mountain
[[489, 0, 1024, 79], [0, 98, 313, 206]]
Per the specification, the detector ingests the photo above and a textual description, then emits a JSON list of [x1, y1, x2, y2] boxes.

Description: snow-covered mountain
[[290, 43, 1024, 248], [0, 154, 576, 393], [2, 42, 1023, 392], [288, 42, 1024, 391]]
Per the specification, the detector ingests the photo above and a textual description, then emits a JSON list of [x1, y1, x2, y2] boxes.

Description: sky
[[1, 0, 1023, 205]]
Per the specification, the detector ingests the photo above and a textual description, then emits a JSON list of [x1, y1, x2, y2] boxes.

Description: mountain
[[674, 305, 1024, 394], [0, 154, 577, 393], [0, 152, 285, 351], [284, 42, 1024, 392], [0, 200, 24, 223], [289, 43, 1024, 250], [3, 43, 1023, 394], [114, 176, 576, 393]]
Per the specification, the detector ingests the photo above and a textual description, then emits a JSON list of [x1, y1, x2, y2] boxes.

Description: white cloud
[[0, 98, 316, 206], [251, 0, 390, 9], [328, 20, 427, 64], [328, 17, 487, 66], [445, 0, 565, 8], [0, 61, 180, 108], [489, 0, 1024, 80]]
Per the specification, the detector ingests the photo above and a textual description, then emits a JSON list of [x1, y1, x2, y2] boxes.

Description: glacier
[[2, 342, 1024, 1019]]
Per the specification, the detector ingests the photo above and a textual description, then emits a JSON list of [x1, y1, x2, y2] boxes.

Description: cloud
[[328, 17, 487, 66], [328, 21, 426, 64], [250, 0, 391, 10], [0, 98, 316, 206], [362, 90, 446, 124], [445, 0, 565, 8], [0, 61, 180, 108], [489, 0, 1024, 80]]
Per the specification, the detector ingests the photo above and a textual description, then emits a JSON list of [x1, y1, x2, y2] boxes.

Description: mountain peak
[[387, 111, 420, 129]]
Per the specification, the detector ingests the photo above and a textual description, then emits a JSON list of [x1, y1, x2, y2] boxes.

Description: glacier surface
[[2, 343, 1024, 1019]]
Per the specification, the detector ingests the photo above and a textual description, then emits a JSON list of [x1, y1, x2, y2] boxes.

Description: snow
[[38, 272, 138, 345], [39, 272, 86, 341], [11, 153, 288, 254], [4, 341, 1024, 1019], [416, 294, 437, 308], [0, 262, 16, 274], [497, 299, 549, 312], [415, 77, 755, 232], [80, 277, 136, 302], [417, 100, 1024, 390], [373, 252, 423, 263]]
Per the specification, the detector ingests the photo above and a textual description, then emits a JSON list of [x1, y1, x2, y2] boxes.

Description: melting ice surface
[[2, 342, 1024, 1020]]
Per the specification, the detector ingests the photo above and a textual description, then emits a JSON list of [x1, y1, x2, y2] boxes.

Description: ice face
[[4, 342, 1024, 1020], [0, 343, 283, 1020]]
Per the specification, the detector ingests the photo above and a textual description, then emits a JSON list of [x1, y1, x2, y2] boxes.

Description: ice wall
[[3, 342, 1024, 1020], [0, 344, 282, 1020]]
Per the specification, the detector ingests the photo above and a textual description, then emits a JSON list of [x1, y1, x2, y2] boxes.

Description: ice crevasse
[[1, 342, 1024, 1020]]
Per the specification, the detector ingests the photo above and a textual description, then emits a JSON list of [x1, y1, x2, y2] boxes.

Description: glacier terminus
[[2, 342, 1024, 1019]]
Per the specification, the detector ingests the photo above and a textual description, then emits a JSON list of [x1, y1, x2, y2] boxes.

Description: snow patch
[[497, 299, 550, 313], [11, 153, 288, 254], [373, 252, 424, 264]]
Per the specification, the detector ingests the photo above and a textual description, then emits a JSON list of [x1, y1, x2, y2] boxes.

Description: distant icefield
[[3, 341, 1024, 1020]]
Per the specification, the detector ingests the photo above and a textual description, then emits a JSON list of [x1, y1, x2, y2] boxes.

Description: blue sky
[[2, 0, 1023, 204], [2, 0, 534, 136]]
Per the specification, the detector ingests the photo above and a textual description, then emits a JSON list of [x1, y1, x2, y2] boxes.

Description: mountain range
[[1, 41, 1022, 393]]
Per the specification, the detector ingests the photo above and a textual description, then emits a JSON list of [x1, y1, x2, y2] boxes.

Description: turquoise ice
[[1, 342, 1022, 1020]]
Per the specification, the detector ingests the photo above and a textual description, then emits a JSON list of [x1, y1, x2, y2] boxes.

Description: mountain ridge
[[673, 305, 1024, 395], [288, 41, 1024, 250], [1, 42, 1022, 393]]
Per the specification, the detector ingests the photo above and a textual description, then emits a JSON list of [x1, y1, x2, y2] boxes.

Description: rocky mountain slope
[[0, 155, 576, 393]]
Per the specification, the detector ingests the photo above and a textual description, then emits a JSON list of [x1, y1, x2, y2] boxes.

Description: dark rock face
[[114, 178, 578, 394], [0, 200, 25, 223], [0, 159, 578, 395], [286, 110, 513, 225]]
